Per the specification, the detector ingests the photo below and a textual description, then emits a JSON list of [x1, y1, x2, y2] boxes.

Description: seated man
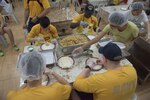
[[7, 51, 72, 100], [70, 4, 99, 35], [124, 2, 150, 38], [72, 12, 139, 55], [0, 14, 19, 57], [26, 16, 58, 45], [73, 42, 137, 100]]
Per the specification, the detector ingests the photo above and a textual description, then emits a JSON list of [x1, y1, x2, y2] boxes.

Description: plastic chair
[[1, 3, 19, 24], [0, 35, 8, 48]]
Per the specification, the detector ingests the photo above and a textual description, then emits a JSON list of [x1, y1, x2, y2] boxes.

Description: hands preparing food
[[80, 21, 89, 28]]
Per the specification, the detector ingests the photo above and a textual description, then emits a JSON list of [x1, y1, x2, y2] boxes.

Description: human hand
[[72, 47, 84, 57], [96, 59, 103, 65], [31, 17, 38, 23], [44, 68, 54, 75], [23, 24, 27, 29], [87, 61, 96, 68], [2, 23, 8, 27], [51, 39, 57, 45], [80, 21, 89, 28]]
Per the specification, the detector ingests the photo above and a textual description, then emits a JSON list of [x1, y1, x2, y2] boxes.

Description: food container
[[58, 34, 90, 55], [57, 56, 75, 69]]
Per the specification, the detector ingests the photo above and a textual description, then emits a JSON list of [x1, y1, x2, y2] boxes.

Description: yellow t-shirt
[[103, 21, 139, 43], [72, 14, 98, 35], [73, 65, 137, 100], [7, 82, 71, 100], [24, 0, 50, 18], [113, 0, 121, 5], [26, 24, 58, 43]]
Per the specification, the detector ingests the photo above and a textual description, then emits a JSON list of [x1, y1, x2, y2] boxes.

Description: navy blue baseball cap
[[99, 42, 123, 61], [84, 4, 94, 15]]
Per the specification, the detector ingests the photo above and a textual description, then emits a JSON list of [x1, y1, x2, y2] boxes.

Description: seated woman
[[26, 16, 58, 45], [124, 2, 150, 38], [0, 13, 19, 57], [7, 51, 72, 100]]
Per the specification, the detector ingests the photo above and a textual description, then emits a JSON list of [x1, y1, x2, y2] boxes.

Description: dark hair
[[39, 16, 50, 28]]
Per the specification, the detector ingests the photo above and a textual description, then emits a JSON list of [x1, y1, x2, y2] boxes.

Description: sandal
[[13, 45, 20, 51], [0, 50, 4, 57]]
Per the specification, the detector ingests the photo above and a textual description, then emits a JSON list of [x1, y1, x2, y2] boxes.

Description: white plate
[[112, 42, 126, 49], [41, 43, 55, 50], [58, 56, 74, 69]]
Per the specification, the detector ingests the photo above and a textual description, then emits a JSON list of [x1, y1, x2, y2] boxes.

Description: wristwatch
[[85, 65, 92, 70]]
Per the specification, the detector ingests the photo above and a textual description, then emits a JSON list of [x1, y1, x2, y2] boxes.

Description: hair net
[[18, 51, 46, 81], [131, 2, 144, 10], [109, 12, 128, 27]]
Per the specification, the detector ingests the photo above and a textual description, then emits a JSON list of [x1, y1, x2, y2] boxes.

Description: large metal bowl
[[58, 34, 90, 55]]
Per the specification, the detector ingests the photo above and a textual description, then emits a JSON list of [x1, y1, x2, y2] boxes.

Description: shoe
[[13, 45, 19, 51], [0, 50, 4, 57]]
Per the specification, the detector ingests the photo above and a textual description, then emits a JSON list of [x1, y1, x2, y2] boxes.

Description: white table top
[[48, 43, 131, 83], [20, 37, 132, 85]]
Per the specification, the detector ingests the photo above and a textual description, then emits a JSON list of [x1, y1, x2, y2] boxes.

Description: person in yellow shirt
[[0, 14, 19, 57], [26, 17, 58, 45], [23, 0, 50, 32], [7, 51, 72, 100], [72, 12, 139, 55], [73, 42, 137, 100], [109, 0, 123, 5], [70, 4, 99, 35]]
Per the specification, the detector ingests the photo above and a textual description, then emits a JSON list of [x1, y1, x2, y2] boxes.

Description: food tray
[[17, 50, 57, 67], [58, 34, 90, 55], [57, 56, 75, 69]]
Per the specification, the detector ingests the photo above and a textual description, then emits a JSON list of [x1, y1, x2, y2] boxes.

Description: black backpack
[[27, 0, 43, 8]]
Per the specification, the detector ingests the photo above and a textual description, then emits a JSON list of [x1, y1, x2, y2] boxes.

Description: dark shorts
[[27, 18, 40, 32]]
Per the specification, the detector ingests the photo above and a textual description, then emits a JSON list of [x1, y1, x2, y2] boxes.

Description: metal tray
[[58, 34, 90, 55]]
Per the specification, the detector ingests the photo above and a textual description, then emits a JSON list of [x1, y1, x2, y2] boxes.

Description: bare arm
[[51, 71, 70, 85], [145, 21, 150, 35], [24, 9, 29, 25], [79, 68, 91, 78], [70, 22, 80, 29], [37, 7, 50, 18], [81, 31, 107, 49]]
